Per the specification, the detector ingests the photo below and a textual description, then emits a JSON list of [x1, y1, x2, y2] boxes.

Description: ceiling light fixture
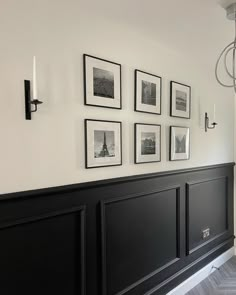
[[216, 2, 236, 92]]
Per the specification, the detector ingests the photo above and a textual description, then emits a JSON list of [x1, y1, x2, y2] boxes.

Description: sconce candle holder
[[24, 80, 43, 120], [205, 112, 217, 132]]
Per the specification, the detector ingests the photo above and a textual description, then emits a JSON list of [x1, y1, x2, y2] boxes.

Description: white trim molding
[[167, 247, 235, 295]]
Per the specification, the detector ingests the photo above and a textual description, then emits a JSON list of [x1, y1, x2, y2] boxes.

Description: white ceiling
[[81, 0, 234, 62]]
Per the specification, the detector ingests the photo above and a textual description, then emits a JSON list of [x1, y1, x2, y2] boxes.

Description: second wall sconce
[[205, 112, 217, 132]]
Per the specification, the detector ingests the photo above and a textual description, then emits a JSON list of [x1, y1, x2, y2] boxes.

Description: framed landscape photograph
[[135, 123, 161, 164], [85, 119, 122, 168], [170, 81, 191, 119], [135, 70, 162, 115], [83, 54, 121, 109], [170, 126, 190, 161]]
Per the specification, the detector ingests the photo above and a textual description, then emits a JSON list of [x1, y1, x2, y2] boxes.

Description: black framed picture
[[85, 119, 122, 168], [83, 54, 121, 109], [170, 81, 191, 119], [135, 123, 161, 164], [135, 70, 162, 115], [170, 126, 190, 161]]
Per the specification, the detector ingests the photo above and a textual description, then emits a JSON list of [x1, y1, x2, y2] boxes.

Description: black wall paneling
[[0, 206, 86, 295], [186, 177, 229, 255], [0, 163, 234, 295], [100, 186, 181, 295]]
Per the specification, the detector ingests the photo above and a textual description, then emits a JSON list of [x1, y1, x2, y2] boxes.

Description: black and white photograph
[[141, 80, 156, 106], [135, 123, 161, 164], [135, 70, 161, 115], [85, 119, 122, 168], [141, 132, 156, 155], [93, 68, 114, 99], [94, 130, 115, 158], [176, 90, 187, 111], [170, 81, 191, 119], [170, 126, 190, 161], [84, 54, 121, 109]]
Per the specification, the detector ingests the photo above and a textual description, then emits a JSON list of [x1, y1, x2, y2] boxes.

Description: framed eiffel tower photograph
[[85, 119, 122, 168], [170, 126, 190, 161]]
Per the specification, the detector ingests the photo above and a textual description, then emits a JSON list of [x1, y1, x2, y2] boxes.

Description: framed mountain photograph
[[83, 54, 122, 109], [85, 119, 122, 168], [170, 81, 191, 119], [135, 123, 161, 164], [135, 70, 162, 115], [170, 126, 190, 161]]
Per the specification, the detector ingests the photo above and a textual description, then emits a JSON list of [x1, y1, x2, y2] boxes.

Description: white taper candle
[[33, 56, 37, 100]]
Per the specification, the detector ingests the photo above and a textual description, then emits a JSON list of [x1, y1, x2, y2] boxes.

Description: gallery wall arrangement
[[25, 54, 193, 169], [82, 53, 192, 168]]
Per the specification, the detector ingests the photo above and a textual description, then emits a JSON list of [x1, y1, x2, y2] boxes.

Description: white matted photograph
[[85, 119, 122, 168], [170, 81, 191, 119], [135, 123, 161, 164], [84, 54, 121, 109], [170, 126, 190, 161], [135, 70, 162, 115]]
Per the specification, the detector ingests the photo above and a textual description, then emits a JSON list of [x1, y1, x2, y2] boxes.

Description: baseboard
[[167, 247, 235, 295]]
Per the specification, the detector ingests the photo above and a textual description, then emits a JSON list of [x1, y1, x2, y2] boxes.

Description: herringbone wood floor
[[186, 256, 236, 295]]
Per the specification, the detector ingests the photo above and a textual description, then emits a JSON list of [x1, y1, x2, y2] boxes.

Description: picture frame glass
[[135, 124, 161, 163], [135, 70, 161, 114], [170, 127, 190, 161], [84, 55, 121, 109], [171, 82, 191, 119], [86, 120, 122, 168]]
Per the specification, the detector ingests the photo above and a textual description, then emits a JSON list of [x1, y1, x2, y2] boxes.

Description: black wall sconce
[[205, 112, 217, 132], [24, 80, 43, 120]]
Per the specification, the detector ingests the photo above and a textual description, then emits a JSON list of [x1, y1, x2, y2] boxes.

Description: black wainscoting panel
[[0, 207, 85, 295], [186, 177, 228, 255], [0, 163, 234, 295], [101, 187, 180, 295]]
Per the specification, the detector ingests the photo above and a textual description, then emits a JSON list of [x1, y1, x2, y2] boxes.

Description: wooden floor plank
[[185, 256, 236, 295]]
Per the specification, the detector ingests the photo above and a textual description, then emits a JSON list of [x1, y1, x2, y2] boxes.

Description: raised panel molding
[[100, 186, 181, 295], [0, 206, 86, 295], [186, 177, 229, 255]]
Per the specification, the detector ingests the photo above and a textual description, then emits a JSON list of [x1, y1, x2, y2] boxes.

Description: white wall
[[0, 0, 234, 194]]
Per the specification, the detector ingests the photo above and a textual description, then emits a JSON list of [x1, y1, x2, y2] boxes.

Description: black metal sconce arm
[[24, 80, 43, 120], [31, 99, 43, 113]]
